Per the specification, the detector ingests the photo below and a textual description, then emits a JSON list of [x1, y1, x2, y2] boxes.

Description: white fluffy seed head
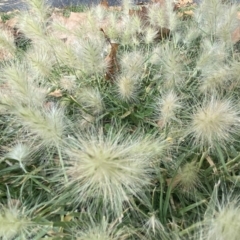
[[17, 13, 46, 42], [172, 161, 201, 193], [199, 65, 230, 93], [76, 87, 105, 116], [155, 91, 182, 127], [62, 128, 165, 216], [13, 105, 66, 146], [144, 27, 159, 44], [5, 143, 32, 164], [145, 213, 165, 236], [74, 216, 132, 240], [24, 0, 50, 22], [0, 204, 30, 239], [116, 74, 139, 102], [196, 40, 228, 72], [198, 191, 240, 240], [189, 97, 240, 149], [158, 43, 185, 88], [1, 62, 47, 107], [194, 0, 238, 43], [25, 42, 56, 78], [0, 29, 16, 60], [73, 37, 108, 76], [120, 51, 145, 78], [148, 0, 177, 31], [60, 75, 76, 93]]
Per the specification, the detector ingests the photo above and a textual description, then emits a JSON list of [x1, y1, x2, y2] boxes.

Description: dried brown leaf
[[48, 89, 62, 98], [100, 0, 109, 9]]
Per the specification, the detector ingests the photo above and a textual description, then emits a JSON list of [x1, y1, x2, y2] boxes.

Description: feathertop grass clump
[[189, 97, 240, 149], [61, 128, 166, 215], [1, 0, 240, 239]]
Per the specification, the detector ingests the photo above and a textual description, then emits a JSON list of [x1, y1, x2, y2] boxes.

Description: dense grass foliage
[[1, 0, 240, 239]]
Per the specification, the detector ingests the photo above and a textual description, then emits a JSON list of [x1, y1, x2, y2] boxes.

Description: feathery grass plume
[[188, 96, 240, 149], [144, 212, 165, 236], [181, 22, 201, 49], [172, 161, 201, 193], [194, 0, 238, 43], [157, 43, 186, 88], [120, 50, 145, 79], [148, 0, 177, 31], [17, 12, 47, 42], [76, 87, 105, 116], [12, 104, 66, 147], [120, 15, 142, 46], [77, 113, 96, 131], [104, 12, 121, 40], [0, 197, 46, 240], [50, 37, 81, 69], [122, 0, 134, 15], [25, 42, 56, 79], [149, 46, 162, 65], [199, 64, 230, 94], [23, 0, 50, 22], [74, 216, 134, 240], [148, 3, 166, 28], [196, 183, 240, 240], [144, 27, 159, 44], [155, 91, 182, 128], [1, 62, 47, 107], [0, 29, 16, 60], [61, 127, 166, 216], [228, 59, 240, 90], [5, 142, 33, 172], [91, 4, 107, 22], [195, 40, 228, 73], [60, 75, 76, 93], [116, 73, 140, 102], [73, 36, 109, 76]]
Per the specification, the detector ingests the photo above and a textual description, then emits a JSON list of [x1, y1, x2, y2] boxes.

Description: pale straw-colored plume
[[74, 216, 133, 240], [12, 104, 66, 147], [76, 87, 105, 116], [62, 127, 166, 216], [116, 73, 140, 102], [189, 96, 240, 149], [155, 91, 182, 128], [0, 29, 16, 61]]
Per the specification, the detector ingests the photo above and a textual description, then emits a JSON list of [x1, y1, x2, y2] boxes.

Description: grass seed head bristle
[[63, 128, 165, 216], [194, 0, 238, 43], [172, 161, 201, 193], [189, 97, 240, 149], [158, 43, 185, 88], [116, 74, 139, 102], [25, 43, 57, 78], [13, 105, 66, 147], [76, 87, 105, 116], [196, 40, 228, 72], [120, 50, 145, 78], [6, 143, 32, 164], [155, 91, 182, 128], [199, 65, 230, 93], [144, 27, 159, 44], [17, 13, 46, 42], [75, 216, 133, 240], [145, 212, 165, 236], [1, 62, 47, 107], [73, 37, 108, 75], [24, 0, 50, 21], [199, 195, 240, 240], [0, 29, 16, 60]]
